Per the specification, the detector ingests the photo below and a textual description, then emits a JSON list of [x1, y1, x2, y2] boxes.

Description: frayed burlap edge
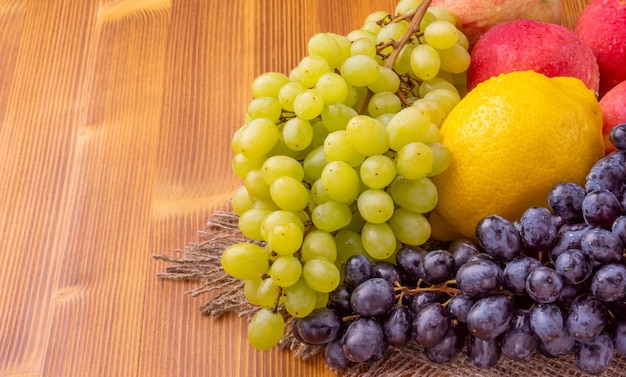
[[153, 210, 626, 377]]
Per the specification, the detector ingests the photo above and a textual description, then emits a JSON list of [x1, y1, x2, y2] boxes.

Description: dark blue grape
[[418, 249, 455, 285], [549, 223, 592, 263], [612, 318, 626, 356], [408, 291, 448, 313], [503, 256, 543, 295], [613, 215, 626, 246], [548, 182, 586, 223], [554, 249, 593, 284], [582, 189, 622, 229], [455, 256, 503, 298], [581, 227, 624, 264], [383, 304, 412, 346], [538, 331, 575, 357], [412, 302, 450, 348], [575, 330, 614, 375], [591, 263, 626, 301], [372, 261, 402, 286], [298, 308, 343, 345], [447, 238, 480, 270], [291, 318, 305, 344], [343, 255, 374, 290], [585, 155, 626, 197], [556, 282, 587, 310], [350, 278, 395, 317], [566, 293, 608, 342], [324, 338, 351, 369], [525, 266, 563, 303], [519, 206, 558, 251], [447, 294, 476, 323], [609, 300, 626, 319], [467, 333, 500, 369], [466, 295, 513, 340], [610, 123, 626, 150], [328, 285, 352, 314], [425, 323, 466, 364], [396, 245, 427, 284], [499, 309, 538, 361], [341, 318, 384, 362], [530, 303, 566, 343], [475, 215, 524, 262]]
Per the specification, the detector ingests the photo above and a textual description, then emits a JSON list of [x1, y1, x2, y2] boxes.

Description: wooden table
[[0, 1, 591, 376]]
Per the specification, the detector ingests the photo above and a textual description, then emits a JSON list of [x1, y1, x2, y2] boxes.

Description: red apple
[[599, 80, 626, 154], [430, 0, 562, 49], [575, 0, 626, 97], [466, 19, 600, 93]]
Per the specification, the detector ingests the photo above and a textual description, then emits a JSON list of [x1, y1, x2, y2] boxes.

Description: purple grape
[[612, 215, 626, 245], [425, 323, 466, 364], [612, 318, 626, 356], [466, 295, 513, 339], [396, 245, 427, 284], [467, 333, 500, 369], [418, 249, 455, 285], [343, 255, 374, 290], [530, 303, 566, 344], [372, 261, 402, 286], [610, 123, 626, 150], [566, 293, 608, 342], [447, 238, 480, 270], [591, 263, 626, 301], [575, 330, 614, 375], [383, 304, 412, 346], [408, 291, 448, 313], [585, 155, 626, 197], [556, 282, 587, 310], [412, 302, 450, 348], [324, 338, 351, 369], [298, 308, 343, 345], [350, 278, 395, 317], [519, 206, 558, 251], [455, 256, 503, 298], [525, 266, 563, 303], [341, 318, 385, 363], [328, 285, 352, 314], [549, 223, 592, 263], [554, 248, 593, 284], [475, 215, 524, 262], [499, 309, 538, 361], [582, 189, 622, 229], [447, 294, 476, 323], [537, 330, 575, 357], [503, 256, 543, 295], [548, 182, 586, 223], [581, 227, 624, 264]]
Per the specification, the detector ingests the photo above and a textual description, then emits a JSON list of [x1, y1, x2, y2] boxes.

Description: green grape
[[311, 201, 352, 232], [410, 44, 441, 81], [346, 29, 376, 42], [296, 55, 331, 87], [456, 29, 470, 49], [411, 99, 446, 127], [231, 185, 254, 215], [308, 32, 343, 69], [388, 175, 438, 213], [321, 102, 358, 132], [427, 141, 452, 176], [252, 197, 280, 211], [232, 153, 265, 179], [393, 42, 416, 74], [302, 258, 341, 293], [315, 72, 349, 104], [367, 66, 401, 94], [367, 91, 402, 118], [257, 277, 281, 309], [261, 155, 304, 184], [282, 117, 313, 152], [267, 137, 300, 159], [278, 80, 307, 112], [238, 208, 272, 241], [311, 119, 330, 147], [335, 229, 369, 265], [267, 221, 304, 255], [315, 291, 330, 308], [270, 176, 309, 212], [361, 222, 397, 260], [424, 20, 458, 50], [395, 0, 423, 15], [388, 207, 431, 245], [243, 277, 262, 305], [428, 6, 457, 24], [423, 123, 442, 146], [387, 106, 431, 151], [240, 118, 280, 159], [396, 141, 433, 179], [247, 96, 282, 123], [419, 9, 437, 32], [340, 55, 380, 87], [321, 160, 360, 204], [364, 10, 389, 23], [293, 89, 325, 121], [346, 115, 389, 156], [248, 309, 284, 350], [301, 229, 337, 262], [251, 72, 290, 99], [221, 242, 269, 280], [344, 85, 359, 108], [345, 206, 367, 233], [361, 20, 383, 35], [323, 130, 365, 167], [283, 279, 317, 318], [303, 146, 328, 182], [438, 44, 471, 74], [231, 125, 246, 154], [350, 37, 377, 58], [359, 155, 397, 189], [269, 255, 302, 287], [418, 77, 457, 97], [260, 210, 305, 242], [377, 113, 396, 126], [244, 168, 271, 199], [310, 178, 331, 205], [422, 88, 461, 115], [376, 21, 408, 54], [357, 189, 395, 224], [330, 33, 352, 65]]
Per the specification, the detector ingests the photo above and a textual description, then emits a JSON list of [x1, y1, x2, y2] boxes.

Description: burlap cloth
[[154, 210, 626, 376]]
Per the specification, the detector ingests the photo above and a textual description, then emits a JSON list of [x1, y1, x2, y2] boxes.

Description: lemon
[[430, 71, 604, 241]]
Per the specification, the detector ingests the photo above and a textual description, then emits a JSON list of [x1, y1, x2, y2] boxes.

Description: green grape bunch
[[222, 0, 471, 350]]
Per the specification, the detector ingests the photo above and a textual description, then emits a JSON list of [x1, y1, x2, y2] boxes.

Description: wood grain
[[0, 1, 591, 376]]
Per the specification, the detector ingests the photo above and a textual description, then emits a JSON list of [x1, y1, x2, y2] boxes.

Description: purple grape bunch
[[292, 123, 626, 375]]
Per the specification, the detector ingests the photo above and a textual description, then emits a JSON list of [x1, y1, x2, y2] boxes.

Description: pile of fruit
[[220, 0, 626, 375]]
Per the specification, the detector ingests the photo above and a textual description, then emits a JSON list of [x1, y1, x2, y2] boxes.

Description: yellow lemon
[[430, 71, 604, 241]]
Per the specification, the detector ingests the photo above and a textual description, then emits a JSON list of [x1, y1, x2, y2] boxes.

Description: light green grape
[[308, 32, 343, 69], [283, 279, 317, 318], [393, 42, 416, 75], [456, 29, 470, 49], [361, 222, 397, 260], [221, 242, 269, 280], [269, 255, 302, 287], [396, 141, 433, 179], [346, 29, 376, 42], [321, 103, 358, 132], [310, 178, 331, 205], [350, 37, 377, 58], [335, 229, 369, 265], [387, 106, 431, 151], [240, 118, 280, 159], [346, 115, 389, 156], [357, 189, 395, 224], [361, 20, 383, 35], [232, 153, 265, 179], [367, 91, 402, 118], [315, 72, 349, 104], [303, 146, 328, 182], [248, 309, 284, 350], [367, 66, 401, 94], [428, 7, 457, 24], [243, 277, 262, 305], [311, 119, 330, 146], [410, 44, 441, 81], [321, 160, 360, 204], [344, 85, 359, 108], [238, 208, 272, 241], [376, 21, 408, 54], [438, 44, 471, 74], [297, 55, 331, 87], [244, 168, 271, 199], [282, 118, 313, 152], [301, 229, 337, 262], [340, 54, 380, 87], [315, 291, 330, 308], [395, 0, 423, 15], [323, 130, 365, 167], [424, 20, 459, 50], [260, 210, 305, 242], [423, 88, 461, 115], [364, 10, 389, 23], [251, 72, 289, 99], [267, 221, 304, 255], [231, 185, 254, 215], [252, 197, 280, 211], [388, 207, 431, 245], [270, 176, 309, 212], [247, 96, 282, 123], [257, 277, 281, 309], [311, 201, 352, 232], [418, 77, 457, 97], [294, 89, 325, 121], [302, 258, 341, 293], [411, 99, 446, 127], [261, 155, 304, 184], [427, 141, 452, 176], [330, 33, 352, 65], [278, 80, 307, 112], [388, 175, 438, 213], [359, 155, 397, 189]]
